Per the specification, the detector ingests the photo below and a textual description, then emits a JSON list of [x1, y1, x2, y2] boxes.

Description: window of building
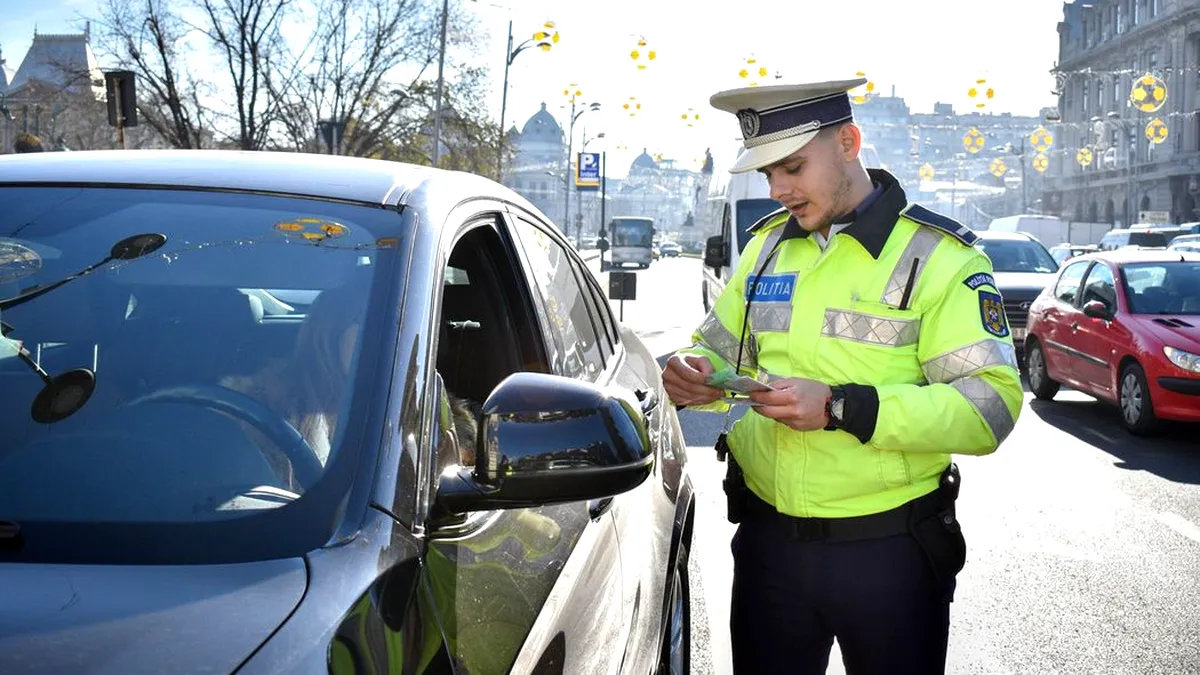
[[1133, 0, 1141, 25], [1116, 1, 1125, 34], [1149, 50, 1159, 75], [1082, 79, 1090, 115], [1150, 0, 1158, 18]]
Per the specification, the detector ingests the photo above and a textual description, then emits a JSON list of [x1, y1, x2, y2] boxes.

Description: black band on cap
[[738, 93, 854, 140]]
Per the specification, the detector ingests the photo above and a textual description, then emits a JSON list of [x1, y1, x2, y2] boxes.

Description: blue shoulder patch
[[978, 290, 1010, 338], [747, 206, 789, 234], [901, 204, 978, 246]]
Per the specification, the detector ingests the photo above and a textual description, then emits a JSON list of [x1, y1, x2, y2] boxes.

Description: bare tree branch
[[91, 0, 210, 148]]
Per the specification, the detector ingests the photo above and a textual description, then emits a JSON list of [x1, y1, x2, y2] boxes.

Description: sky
[[3, 0, 1068, 177]]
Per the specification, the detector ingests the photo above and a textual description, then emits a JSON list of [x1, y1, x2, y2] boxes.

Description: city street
[[588, 255, 1200, 675]]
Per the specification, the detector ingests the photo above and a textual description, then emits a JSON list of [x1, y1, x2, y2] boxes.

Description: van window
[[735, 198, 779, 254], [1128, 231, 1168, 247]]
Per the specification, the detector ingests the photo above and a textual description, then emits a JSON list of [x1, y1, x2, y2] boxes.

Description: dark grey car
[[0, 151, 695, 674]]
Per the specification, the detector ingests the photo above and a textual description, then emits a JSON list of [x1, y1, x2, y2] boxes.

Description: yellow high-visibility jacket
[[681, 171, 1022, 518]]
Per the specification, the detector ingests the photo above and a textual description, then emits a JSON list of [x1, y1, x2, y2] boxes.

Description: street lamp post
[[431, 0, 450, 167], [1092, 113, 1137, 225], [562, 99, 600, 235], [497, 22, 554, 177]]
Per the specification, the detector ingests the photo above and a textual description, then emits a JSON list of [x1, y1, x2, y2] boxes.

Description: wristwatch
[[824, 386, 846, 431]]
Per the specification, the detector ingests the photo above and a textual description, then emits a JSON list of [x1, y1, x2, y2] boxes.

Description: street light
[[497, 20, 556, 176], [1092, 112, 1137, 225], [562, 97, 600, 237], [431, 0, 450, 167]]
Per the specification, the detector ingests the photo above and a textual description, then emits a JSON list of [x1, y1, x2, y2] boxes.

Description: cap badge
[[737, 109, 761, 139]]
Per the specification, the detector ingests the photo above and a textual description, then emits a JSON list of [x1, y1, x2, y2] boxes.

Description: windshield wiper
[[0, 233, 166, 311]]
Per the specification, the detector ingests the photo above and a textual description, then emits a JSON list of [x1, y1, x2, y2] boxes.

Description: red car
[[1025, 248, 1200, 434]]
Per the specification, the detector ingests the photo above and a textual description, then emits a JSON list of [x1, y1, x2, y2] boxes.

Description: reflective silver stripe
[[749, 302, 792, 332], [821, 309, 920, 347], [696, 310, 744, 365], [950, 376, 1015, 443], [754, 227, 786, 275], [880, 227, 942, 307], [922, 339, 1018, 384]]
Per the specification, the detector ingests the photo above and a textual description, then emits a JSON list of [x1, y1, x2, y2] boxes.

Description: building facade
[[1, 29, 107, 153], [1046, 0, 1200, 225]]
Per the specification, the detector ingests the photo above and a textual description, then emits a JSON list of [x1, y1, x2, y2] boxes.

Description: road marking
[[1157, 512, 1200, 544]]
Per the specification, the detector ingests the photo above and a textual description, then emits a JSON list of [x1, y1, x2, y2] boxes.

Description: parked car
[[1167, 234, 1200, 254], [1025, 248, 1200, 434], [1049, 243, 1099, 267], [0, 150, 695, 674], [659, 241, 683, 257], [972, 230, 1061, 354]]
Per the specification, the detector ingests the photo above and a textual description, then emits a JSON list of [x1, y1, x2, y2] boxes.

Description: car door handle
[[587, 497, 614, 521], [636, 388, 659, 415], [1071, 323, 1079, 331]]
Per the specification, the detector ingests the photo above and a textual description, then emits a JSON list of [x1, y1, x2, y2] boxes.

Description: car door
[[420, 209, 625, 675], [1040, 260, 1091, 385], [501, 210, 632, 673], [1073, 261, 1127, 399]]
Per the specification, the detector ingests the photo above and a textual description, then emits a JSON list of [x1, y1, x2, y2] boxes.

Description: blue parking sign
[[576, 152, 600, 190]]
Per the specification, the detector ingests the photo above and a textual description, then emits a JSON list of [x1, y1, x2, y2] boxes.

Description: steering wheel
[[124, 384, 324, 489]]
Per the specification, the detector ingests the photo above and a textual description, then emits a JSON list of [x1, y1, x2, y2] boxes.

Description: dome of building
[[520, 103, 563, 142], [630, 148, 657, 172]]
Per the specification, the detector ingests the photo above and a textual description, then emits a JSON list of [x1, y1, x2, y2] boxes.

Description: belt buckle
[[789, 516, 827, 542]]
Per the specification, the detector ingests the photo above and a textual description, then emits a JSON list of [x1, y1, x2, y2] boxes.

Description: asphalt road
[[586, 253, 1200, 675]]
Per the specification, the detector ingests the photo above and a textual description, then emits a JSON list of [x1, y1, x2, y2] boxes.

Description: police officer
[[662, 78, 1023, 674]]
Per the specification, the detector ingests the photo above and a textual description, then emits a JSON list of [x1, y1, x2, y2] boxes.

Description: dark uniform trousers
[[730, 505, 952, 675]]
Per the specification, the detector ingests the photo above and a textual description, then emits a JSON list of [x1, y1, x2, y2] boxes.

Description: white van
[[699, 143, 882, 311]]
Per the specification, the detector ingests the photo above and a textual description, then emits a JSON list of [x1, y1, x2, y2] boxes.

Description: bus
[[606, 216, 655, 269], [699, 143, 882, 311]]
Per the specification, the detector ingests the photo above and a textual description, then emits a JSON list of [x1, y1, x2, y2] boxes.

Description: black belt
[[744, 489, 944, 543]]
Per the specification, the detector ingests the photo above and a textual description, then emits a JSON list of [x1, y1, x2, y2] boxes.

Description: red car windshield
[[1122, 261, 1200, 315]]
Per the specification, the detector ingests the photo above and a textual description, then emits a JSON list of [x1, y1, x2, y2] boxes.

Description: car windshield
[[0, 186, 406, 564], [735, 198, 779, 254], [1121, 261, 1200, 315], [612, 219, 653, 247], [974, 239, 1059, 273]]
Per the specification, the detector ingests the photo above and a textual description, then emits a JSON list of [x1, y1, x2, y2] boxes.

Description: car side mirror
[[1082, 300, 1112, 320], [433, 372, 653, 516], [704, 234, 729, 269]]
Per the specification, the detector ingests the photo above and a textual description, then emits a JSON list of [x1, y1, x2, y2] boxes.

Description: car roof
[[0, 149, 550, 230], [975, 229, 1036, 241], [1075, 248, 1200, 264]]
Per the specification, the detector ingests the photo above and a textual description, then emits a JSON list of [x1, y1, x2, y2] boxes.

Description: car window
[[432, 217, 550, 486], [735, 198, 778, 254], [1080, 262, 1117, 309], [1129, 231, 1169, 247], [1122, 262, 1200, 315], [511, 218, 606, 381], [0, 185, 406, 564], [1054, 260, 1090, 305], [975, 238, 1058, 273], [576, 257, 620, 353]]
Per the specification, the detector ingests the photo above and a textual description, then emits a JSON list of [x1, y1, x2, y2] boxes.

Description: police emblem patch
[[978, 290, 1009, 338], [737, 108, 761, 138], [962, 272, 997, 291]]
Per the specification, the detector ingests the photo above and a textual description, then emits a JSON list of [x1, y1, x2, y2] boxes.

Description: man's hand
[[663, 354, 723, 406], [748, 378, 833, 431]]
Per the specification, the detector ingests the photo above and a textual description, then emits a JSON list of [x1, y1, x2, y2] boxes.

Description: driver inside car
[[224, 283, 483, 491]]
